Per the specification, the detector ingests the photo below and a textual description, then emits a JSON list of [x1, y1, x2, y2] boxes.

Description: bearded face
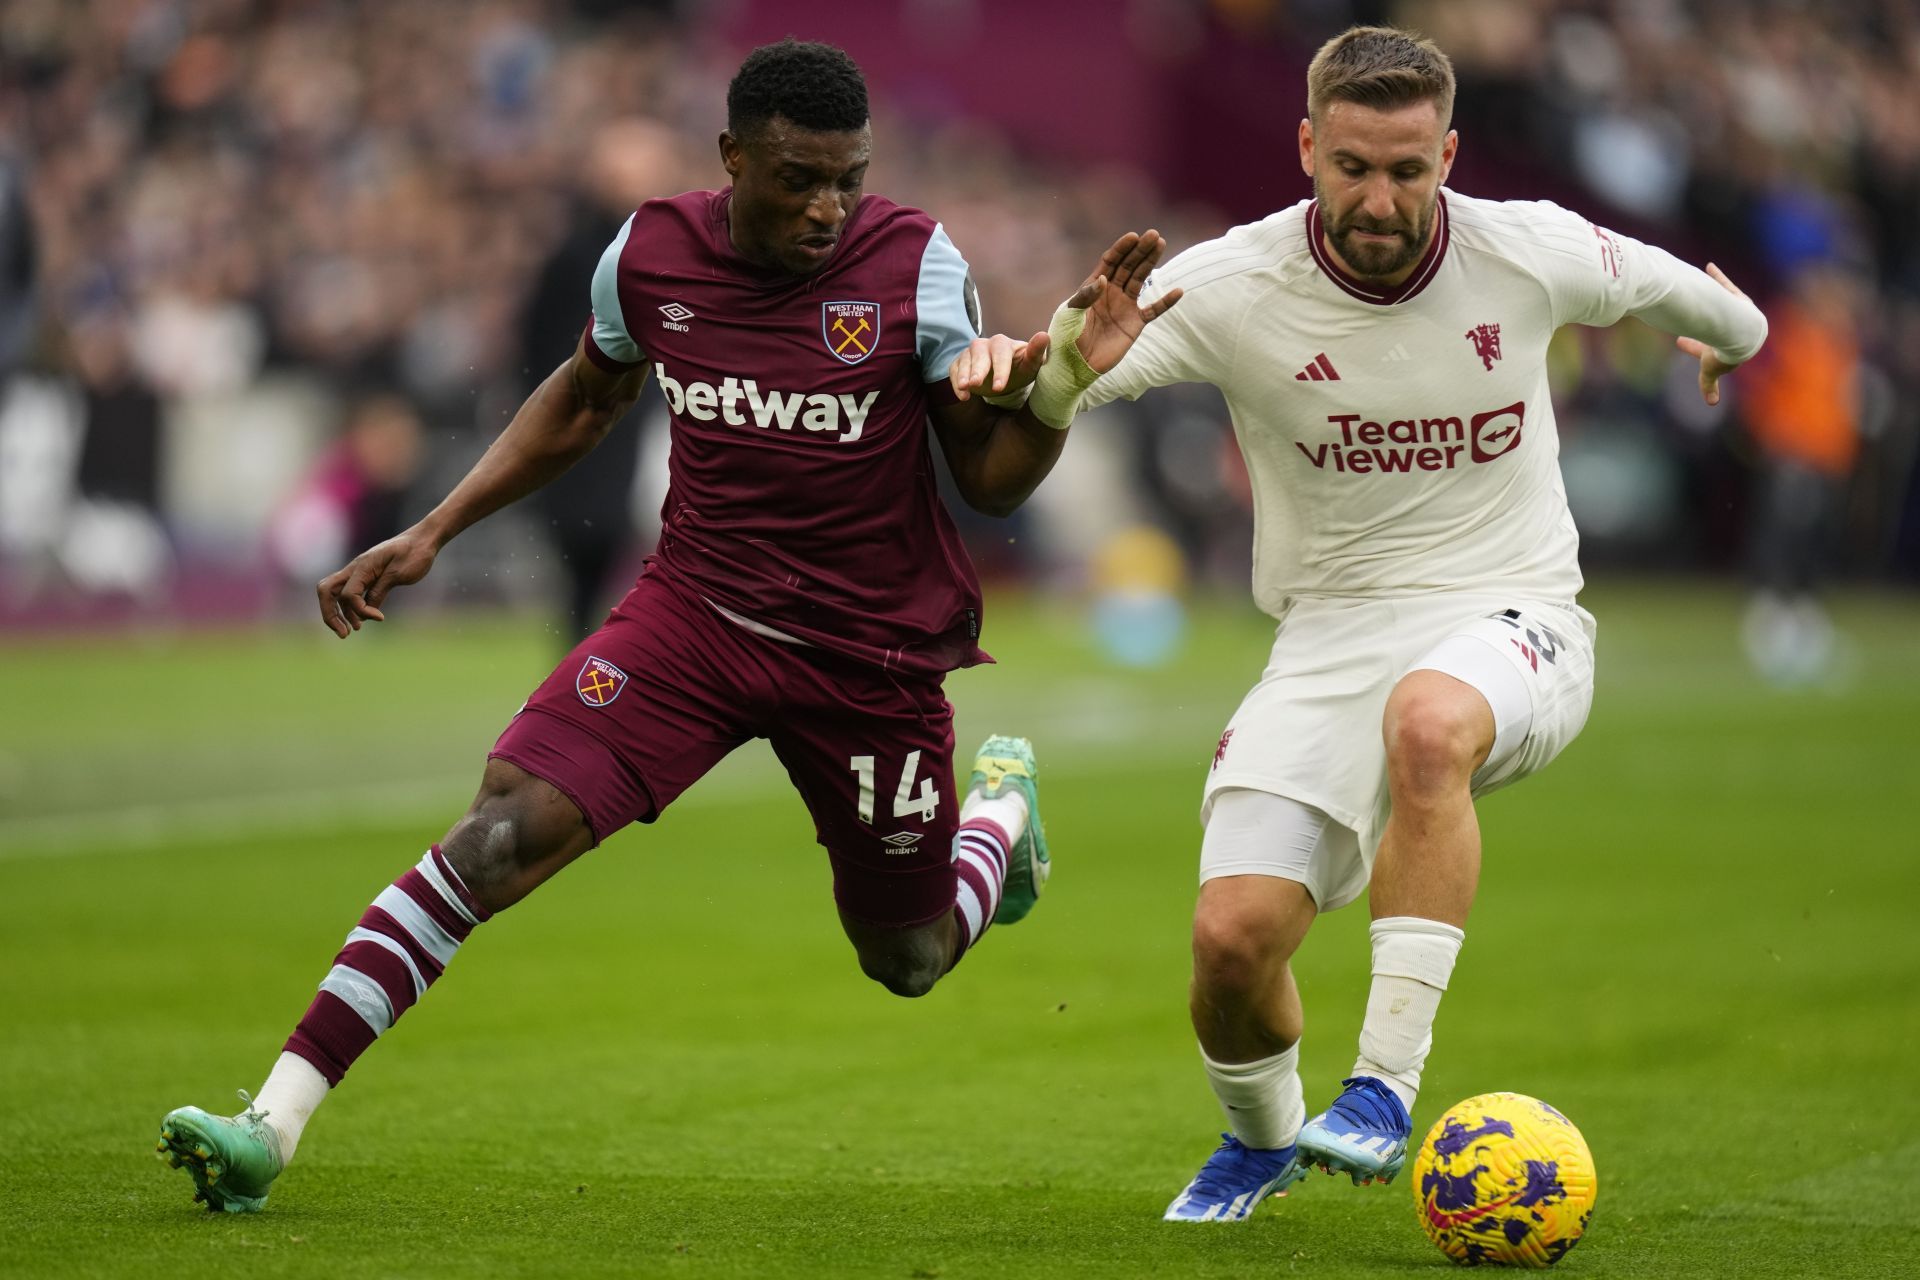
[[1302, 99, 1455, 283], [1315, 174, 1439, 279]]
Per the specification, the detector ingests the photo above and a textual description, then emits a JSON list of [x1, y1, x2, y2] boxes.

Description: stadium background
[[2, 2, 1916, 1277]]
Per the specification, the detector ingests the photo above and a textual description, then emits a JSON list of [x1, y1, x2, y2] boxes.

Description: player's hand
[[948, 330, 1051, 401], [1067, 230, 1183, 373], [317, 528, 439, 638], [1675, 263, 1750, 407]]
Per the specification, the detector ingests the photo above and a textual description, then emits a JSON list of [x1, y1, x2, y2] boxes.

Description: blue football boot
[[1163, 1133, 1305, 1222], [1296, 1075, 1412, 1185]]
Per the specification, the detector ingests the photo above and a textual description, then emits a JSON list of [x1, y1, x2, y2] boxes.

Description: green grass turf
[[2, 581, 1917, 1278]]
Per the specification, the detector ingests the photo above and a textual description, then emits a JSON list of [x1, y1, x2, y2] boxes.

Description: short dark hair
[[1307, 26, 1455, 128], [726, 39, 869, 142]]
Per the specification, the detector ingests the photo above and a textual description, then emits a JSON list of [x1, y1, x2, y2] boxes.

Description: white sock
[[1351, 916, 1465, 1114], [1201, 1042, 1305, 1150], [959, 787, 1027, 844], [254, 1052, 329, 1162]]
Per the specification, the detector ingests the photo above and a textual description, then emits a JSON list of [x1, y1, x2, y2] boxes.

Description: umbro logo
[[658, 302, 693, 333], [1294, 353, 1341, 382], [880, 831, 924, 856]]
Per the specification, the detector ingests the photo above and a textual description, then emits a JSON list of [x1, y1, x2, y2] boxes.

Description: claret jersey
[[584, 189, 987, 676], [1087, 189, 1768, 618]]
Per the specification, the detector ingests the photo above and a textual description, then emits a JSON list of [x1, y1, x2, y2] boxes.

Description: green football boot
[[966, 734, 1050, 925], [156, 1089, 285, 1213]]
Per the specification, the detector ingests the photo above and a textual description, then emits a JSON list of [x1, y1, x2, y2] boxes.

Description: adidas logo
[[1380, 343, 1412, 363], [1294, 353, 1341, 382]]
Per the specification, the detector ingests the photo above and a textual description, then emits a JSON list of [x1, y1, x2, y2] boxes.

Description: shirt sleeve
[[582, 213, 646, 371], [1533, 203, 1768, 364], [914, 223, 981, 389], [1082, 236, 1242, 410]]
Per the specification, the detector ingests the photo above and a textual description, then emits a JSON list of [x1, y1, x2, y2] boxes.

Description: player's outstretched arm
[[933, 231, 1180, 516], [317, 338, 650, 637], [1673, 263, 1760, 407], [946, 231, 1183, 404]]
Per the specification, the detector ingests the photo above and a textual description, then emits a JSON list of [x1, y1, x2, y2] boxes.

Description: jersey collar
[[1306, 189, 1450, 306]]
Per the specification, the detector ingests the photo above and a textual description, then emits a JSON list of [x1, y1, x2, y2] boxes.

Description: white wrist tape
[[980, 383, 1032, 409], [1027, 302, 1100, 430]]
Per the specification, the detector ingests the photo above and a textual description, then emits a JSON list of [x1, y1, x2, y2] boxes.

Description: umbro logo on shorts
[[880, 830, 924, 855]]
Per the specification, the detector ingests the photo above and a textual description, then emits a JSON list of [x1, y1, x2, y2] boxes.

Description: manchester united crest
[[1465, 322, 1502, 370], [575, 655, 628, 707], [822, 300, 880, 365]]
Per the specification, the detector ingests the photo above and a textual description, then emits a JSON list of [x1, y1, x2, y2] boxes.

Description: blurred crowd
[[1407, 0, 1920, 681], [1, 0, 1916, 681]]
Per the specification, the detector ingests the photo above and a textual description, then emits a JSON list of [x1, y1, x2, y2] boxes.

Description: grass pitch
[[2, 582, 1916, 1278]]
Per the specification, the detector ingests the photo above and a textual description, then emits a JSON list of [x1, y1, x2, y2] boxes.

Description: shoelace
[[236, 1088, 272, 1126], [234, 1088, 288, 1168]]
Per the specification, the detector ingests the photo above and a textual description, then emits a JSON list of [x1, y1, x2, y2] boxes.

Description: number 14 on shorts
[[849, 751, 940, 824]]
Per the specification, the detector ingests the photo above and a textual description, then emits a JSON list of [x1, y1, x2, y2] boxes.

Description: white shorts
[[1199, 594, 1596, 911]]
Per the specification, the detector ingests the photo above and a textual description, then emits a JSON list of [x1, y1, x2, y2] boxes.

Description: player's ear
[[718, 130, 744, 180], [1439, 129, 1458, 183], [1298, 118, 1315, 178]]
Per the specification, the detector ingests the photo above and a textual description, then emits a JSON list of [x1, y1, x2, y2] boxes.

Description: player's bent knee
[[847, 920, 950, 999], [439, 809, 539, 914], [439, 760, 592, 914], [1191, 894, 1296, 998], [1383, 678, 1493, 785], [859, 950, 944, 999]]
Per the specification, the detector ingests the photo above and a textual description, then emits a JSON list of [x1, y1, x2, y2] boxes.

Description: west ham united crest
[[822, 300, 880, 365], [575, 655, 628, 707]]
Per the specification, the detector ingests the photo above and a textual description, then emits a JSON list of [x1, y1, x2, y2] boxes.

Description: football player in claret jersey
[[954, 26, 1767, 1223], [155, 39, 1180, 1212]]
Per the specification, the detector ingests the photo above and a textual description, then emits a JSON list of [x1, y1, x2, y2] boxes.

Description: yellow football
[[1411, 1092, 1598, 1267]]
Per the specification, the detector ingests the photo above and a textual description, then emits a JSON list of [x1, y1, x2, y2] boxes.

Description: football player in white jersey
[[949, 24, 1767, 1224]]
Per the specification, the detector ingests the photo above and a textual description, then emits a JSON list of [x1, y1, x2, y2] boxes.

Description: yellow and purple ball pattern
[[1411, 1092, 1597, 1268]]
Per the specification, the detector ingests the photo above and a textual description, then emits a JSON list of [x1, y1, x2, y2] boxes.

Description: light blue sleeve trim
[[589, 214, 642, 364], [915, 223, 979, 384]]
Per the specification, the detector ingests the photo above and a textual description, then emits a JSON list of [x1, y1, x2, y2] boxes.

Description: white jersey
[[1086, 188, 1768, 617]]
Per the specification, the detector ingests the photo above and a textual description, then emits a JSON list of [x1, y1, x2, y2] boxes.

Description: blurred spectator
[[0, 144, 34, 376], [3, 0, 1917, 628], [517, 117, 686, 646], [5, 0, 1213, 618], [1738, 264, 1867, 686], [268, 391, 425, 587]]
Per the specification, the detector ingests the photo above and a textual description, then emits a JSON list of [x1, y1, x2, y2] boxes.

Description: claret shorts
[[491, 571, 960, 928]]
